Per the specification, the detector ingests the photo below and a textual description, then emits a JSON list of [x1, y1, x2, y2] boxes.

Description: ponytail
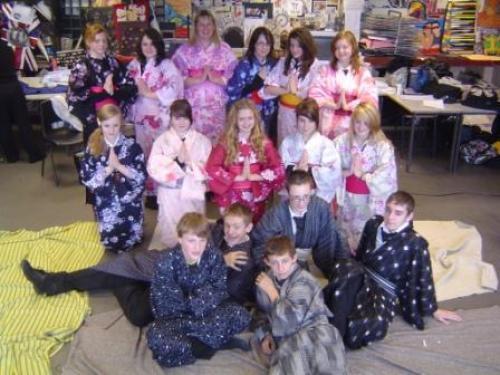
[[88, 128, 107, 157]]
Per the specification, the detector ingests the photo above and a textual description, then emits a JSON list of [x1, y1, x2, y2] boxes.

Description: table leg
[[450, 114, 463, 174], [406, 115, 418, 173]]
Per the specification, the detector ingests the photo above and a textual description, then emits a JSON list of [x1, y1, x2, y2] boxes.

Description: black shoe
[[21, 260, 61, 296]]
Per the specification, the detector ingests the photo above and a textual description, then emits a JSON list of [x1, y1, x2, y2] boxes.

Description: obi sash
[[346, 174, 369, 195], [365, 266, 397, 298]]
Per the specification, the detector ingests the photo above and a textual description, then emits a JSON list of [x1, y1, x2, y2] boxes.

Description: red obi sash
[[346, 174, 369, 194]]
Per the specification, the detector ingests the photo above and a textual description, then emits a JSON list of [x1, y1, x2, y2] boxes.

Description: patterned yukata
[[80, 135, 146, 252], [323, 216, 438, 349], [127, 58, 184, 197], [67, 53, 137, 144], [147, 244, 251, 368], [260, 58, 322, 146], [206, 139, 285, 223], [147, 128, 212, 248], [279, 131, 342, 204], [226, 56, 279, 136], [251, 196, 348, 277], [255, 266, 346, 374], [172, 41, 237, 143], [333, 133, 398, 249], [309, 64, 378, 139], [211, 220, 257, 304]]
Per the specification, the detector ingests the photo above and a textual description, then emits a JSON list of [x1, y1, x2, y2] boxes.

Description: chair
[[40, 99, 83, 186]]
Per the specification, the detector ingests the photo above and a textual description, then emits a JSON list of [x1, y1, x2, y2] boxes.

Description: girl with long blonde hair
[[333, 102, 397, 252], [81, 104, 146, 252], [206, 99, 285, 222]]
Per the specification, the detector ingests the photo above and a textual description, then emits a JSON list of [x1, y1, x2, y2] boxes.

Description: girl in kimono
[[172, 10, 237, 143], [127, 28, 184, 208], [147, 213, 251, 368], [334, 102, 397, 252], [262, 27, 321, 146], [309, 30, 378, 139], [279, 98, 342, 204], [226, 27, 278, 138], [147, 99, 211, 248], [206, 99, 285, 223], [323, 191, 461, 349], [67, 23, 136, 145], [81, 104, 146, 252], [253, 236, 346, 374]]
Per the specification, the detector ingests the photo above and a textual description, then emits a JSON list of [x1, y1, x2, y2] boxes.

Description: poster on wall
[[113, 1, 149, 55]]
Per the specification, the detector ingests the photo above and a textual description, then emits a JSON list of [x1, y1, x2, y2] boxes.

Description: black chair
[[40, 100, 84, 186]]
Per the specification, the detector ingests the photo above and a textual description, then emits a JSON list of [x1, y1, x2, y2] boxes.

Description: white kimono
[[261, 58, 322, 146], [147, 128, 212, 247], [280, 131, 342, 203]]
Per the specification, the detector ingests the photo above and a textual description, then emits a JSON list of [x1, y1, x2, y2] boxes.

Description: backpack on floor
[[460, 140, 497, 165]]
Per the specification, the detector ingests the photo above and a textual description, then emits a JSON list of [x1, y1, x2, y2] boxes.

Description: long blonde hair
[[330, 30, 361, 72], [190, 10, 221, 46], [88, 104, 122, 157], [349, 102, 388, 144], [222, 99, 265, 165]]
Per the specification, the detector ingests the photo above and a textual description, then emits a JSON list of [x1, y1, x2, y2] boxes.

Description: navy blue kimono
[[226, 56, 278, 136], [323, 216, 438, 349], [147, 244, 251, 368], [80, 135, 146, 252]]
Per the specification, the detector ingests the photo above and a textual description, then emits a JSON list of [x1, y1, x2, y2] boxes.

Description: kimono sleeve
[[67, 59, 92, 105], [80, 150, 110, 193], [220, 45, 238, 81], [311, 137, 342, 203], [172, 46, 189, 77], [260, 58, 285, 100], [345, 68, 378, 112], [112, 59, 137, 106], [150, 252, 188, 318], [226, 59, 251, 106], [251, 207, 285, 266], [258, 141, 285, 198], [155, 61, 184, 107], [205, 144, 237, 195], [308, 65, 335, 108], [186, 250, 229, 317], [398, 238, 438, 329], [365, 141, 397, 215], [269, 276, 318, 337], [279, 136, 296, 168], [147, 135, 185, 186], [116, 142, 147, 201]]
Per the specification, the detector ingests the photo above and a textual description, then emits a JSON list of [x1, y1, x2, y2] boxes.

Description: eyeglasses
[[289, 194, 312, 203]]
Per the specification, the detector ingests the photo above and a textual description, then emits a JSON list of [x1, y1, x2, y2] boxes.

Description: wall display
[[56, 48, 85, 67], [112, 1, 149, 55]]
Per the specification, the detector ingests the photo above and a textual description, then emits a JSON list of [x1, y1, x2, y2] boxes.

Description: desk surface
[[365, 54, 500, 69], [387, 94, 497, 116]]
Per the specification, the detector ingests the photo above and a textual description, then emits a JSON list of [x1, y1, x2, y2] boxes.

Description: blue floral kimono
[[147, 244, 251, 368], [81, 135, 146, 252], [226, 56, 278, 136]]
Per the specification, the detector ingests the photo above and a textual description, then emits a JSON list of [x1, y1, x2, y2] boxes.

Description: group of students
[[18, 9, 462, 373], [22, 183, 461, 373]]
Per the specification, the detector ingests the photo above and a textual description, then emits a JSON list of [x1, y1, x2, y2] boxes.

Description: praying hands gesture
[[208, 67, 225, 86], [288, 71, 299, 95], [224, 251, 248, 271], [103, 74, 114, 96], [106, 148, 132, 178], [352, 154, 364, 179], [256, 272, 279, 302], [177, 142, 191, 166], [295, 150, 309, 171], [258, 66, 268, 80], [234, 157, 263, 182], [136, 77, 156, 99], [433, 309, 462, 325], [339, 90, 349, 111]]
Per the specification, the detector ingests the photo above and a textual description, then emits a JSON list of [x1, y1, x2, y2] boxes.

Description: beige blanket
[[62, 307, 500, 375], [149, 220, 498, 302], [414, 220, 498, 301]]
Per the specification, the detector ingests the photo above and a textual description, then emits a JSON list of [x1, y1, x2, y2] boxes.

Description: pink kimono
[[147, 128, 212, 248], [206, 139, 285, 222], [333, 133, 397, 249], [309, 64, 378, 140], [260, 58, 322, 146], [172, 41, 237, 143], [127, 58, 184, 196]]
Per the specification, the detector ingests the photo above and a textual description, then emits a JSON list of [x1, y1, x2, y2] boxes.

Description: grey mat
[[63, 307, 500, 375]]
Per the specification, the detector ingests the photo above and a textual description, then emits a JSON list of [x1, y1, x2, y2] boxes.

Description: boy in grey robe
[[253, 235, 346, 374]]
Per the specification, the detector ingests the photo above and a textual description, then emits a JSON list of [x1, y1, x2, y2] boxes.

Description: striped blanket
[[0, 222, 104, 374]]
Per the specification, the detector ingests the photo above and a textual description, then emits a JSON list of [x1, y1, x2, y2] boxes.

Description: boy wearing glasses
[[252, 170, 348, 278]]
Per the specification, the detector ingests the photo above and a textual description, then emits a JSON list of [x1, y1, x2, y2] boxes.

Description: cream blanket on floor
[[149, 220, 498, 302]]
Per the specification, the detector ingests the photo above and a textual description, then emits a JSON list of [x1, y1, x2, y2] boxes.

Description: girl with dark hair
[[147, 99, 212, 248], [172, 10, 237, 143], [127, 28, 184, 208], [309, 30, 378, 139], [227, 27, 278, 138], [262, 27, 321, 145]]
